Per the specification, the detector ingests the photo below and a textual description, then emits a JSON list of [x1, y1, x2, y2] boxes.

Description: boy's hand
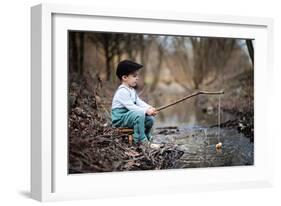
[[151, 107, 159, 116], [146, 107, 158, 116]]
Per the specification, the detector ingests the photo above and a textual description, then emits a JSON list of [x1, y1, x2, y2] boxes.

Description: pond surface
[[150, 94, 254, 168], [152, 126, 254, 168]]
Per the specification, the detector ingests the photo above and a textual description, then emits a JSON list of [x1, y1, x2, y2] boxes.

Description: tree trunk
[[78, 33, 84, 75], [69, 32, 78, 73], [246, 39, 254, 66], [149, 43, 164, 92], [103, 35, 111, 81]]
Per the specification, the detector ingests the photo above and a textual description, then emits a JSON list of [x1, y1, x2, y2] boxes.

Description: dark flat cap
[[116, 60, 143, 80]]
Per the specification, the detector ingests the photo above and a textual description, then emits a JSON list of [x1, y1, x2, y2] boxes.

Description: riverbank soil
[[68, 74, 183, 173]]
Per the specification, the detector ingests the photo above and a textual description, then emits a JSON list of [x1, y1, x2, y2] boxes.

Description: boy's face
[[122, 70, 139, 87]]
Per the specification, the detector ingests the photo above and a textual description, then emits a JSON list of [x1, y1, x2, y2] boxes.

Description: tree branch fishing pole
[[155, 90, 224, 112], [154, 90, 224, 150]]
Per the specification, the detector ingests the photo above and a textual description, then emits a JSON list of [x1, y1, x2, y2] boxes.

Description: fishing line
[[215, 94, 223, 150], [218, 94, 221, 142]]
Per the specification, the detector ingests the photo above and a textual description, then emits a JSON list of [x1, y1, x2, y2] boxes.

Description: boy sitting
[[111, 60, 161, 149]]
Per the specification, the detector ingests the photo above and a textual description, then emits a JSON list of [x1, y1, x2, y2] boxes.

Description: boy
[[111, 60, 161, 149]]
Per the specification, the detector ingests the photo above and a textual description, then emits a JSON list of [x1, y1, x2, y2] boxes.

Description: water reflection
[[151, 93, 233, 127]]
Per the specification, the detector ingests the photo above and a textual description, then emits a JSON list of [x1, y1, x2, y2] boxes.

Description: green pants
[[111, 108, 154, 143]]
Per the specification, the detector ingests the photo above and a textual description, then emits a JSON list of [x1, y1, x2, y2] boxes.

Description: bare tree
[[170, 36, 236, 89], [246, 39, 254, 66], [204, 38, 236, 85], [149, 36, 166, 92], [78, 32, 85, 75], [69, 32, 78, 74], [172, 37, 194, 89], [190, 37, 206, 89], [88, 33, 121, 81], [68, 32, 85, 75]]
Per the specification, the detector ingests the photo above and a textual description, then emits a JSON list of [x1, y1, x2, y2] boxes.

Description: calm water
[[150, 94, 254, 168]]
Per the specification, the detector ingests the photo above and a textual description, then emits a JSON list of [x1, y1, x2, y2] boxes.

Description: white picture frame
[[31, 3, 274, 202]]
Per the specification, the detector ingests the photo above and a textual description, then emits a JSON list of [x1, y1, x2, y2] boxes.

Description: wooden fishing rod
[[155, 90, 224, 112]]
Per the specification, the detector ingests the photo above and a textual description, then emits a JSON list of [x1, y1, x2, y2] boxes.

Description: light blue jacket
[[111, 84, 151, 114]]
